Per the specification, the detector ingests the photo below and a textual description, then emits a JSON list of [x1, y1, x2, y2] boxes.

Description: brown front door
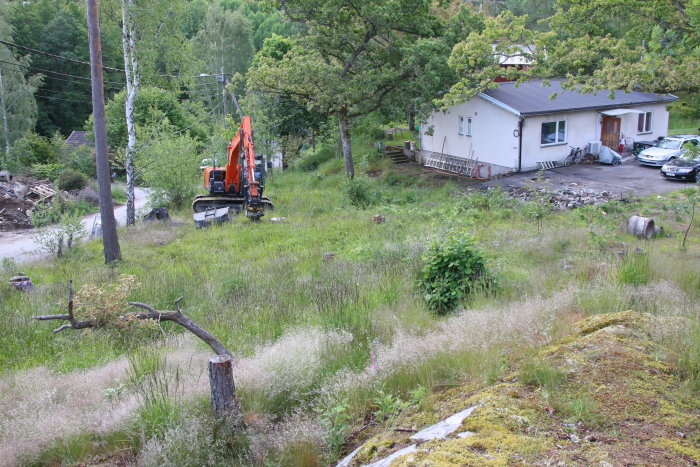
[[601, 115, 621, 150]]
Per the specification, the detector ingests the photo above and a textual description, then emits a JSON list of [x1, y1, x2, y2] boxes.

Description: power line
[[35, 93, 92, 104], [0, 39, 126, 73], [0, 39, 207, 81], [0, 59, 125, 85], [0, 63, 123, 90]]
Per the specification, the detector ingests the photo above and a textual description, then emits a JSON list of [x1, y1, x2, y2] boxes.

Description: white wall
[[420, 96, 520, 171], [619, 103, 670, 141], [520, 103, 672, 170], [520, 110, 598, 170]]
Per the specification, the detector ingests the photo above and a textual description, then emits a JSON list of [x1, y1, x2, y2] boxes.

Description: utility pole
[[0, 67, 10, 157], [86, 0, 121, 263], [220, 66, 228, 117]]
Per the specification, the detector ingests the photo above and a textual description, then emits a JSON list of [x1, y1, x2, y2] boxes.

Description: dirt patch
[[0, 196, 33, 230], [0, 175, 57, 231]]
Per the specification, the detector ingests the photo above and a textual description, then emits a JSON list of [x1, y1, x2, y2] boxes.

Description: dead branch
[[34, 280, 96, 332], [34, 283, 232, 358]]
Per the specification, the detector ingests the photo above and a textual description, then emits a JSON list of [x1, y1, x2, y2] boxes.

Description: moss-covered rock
[[341, 311, 700, 466]]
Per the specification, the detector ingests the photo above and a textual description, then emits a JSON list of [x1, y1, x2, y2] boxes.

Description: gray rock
[[410, 406, 478, 442], [363, 444, 417, 467], [9, 275, 34, 291], [323, 252, 336, 262], [144, 207, 170, 222]]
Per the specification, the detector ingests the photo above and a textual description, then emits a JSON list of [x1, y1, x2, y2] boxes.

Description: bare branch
[[35, 283, 233, 358], [128, 301, 157, 313], [35, 314, 72, 321]]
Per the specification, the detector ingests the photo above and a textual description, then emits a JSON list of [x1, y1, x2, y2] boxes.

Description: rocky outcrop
[[340, 311, 700, 466]]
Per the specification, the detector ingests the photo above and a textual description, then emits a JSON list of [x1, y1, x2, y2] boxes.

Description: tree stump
[[208, 355, 241, 426]]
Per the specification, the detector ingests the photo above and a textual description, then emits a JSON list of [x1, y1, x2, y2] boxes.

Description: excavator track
[[192, 194, 274, 214]]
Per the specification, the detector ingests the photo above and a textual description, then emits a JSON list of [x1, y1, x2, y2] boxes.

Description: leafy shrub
[[298, 146, 335, 171], [140, 132, 199, 207], [75, 186, 100, 206], [343, 175, 378, 208], [33, 213, 86, 257], [111, 185, 127, 204], [419, 235, 491, 314], [6, 133, 57, 172], [63, 199, 95, 217], [57, 169, 88, 191], [65, 146, 96, 177], [28, 163, 65, 180], [30, 199, 63, 227]]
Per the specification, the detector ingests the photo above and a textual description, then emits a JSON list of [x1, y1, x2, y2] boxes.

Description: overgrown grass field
[[1, 150, 699, 465]]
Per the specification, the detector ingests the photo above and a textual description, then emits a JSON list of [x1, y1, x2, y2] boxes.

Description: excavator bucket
[[193, 207, 232, 228]]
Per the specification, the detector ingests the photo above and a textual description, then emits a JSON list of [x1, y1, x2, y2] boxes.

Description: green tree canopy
[[443, 0, 700, 109], [249, 0, 447, 178], [0, 7, 41, 156], [99, 86, 208, 149]]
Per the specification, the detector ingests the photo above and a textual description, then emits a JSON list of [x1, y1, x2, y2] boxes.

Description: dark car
[[661, 157, 700, 182]]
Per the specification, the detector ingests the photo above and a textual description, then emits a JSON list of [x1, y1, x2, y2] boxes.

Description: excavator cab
[[208, 169, 227, 195]]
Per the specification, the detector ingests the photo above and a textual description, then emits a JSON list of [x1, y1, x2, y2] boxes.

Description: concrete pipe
[[627, 216, 655, 240]]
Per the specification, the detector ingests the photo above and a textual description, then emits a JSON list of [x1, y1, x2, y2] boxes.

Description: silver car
[[637, 135, 699, 166]]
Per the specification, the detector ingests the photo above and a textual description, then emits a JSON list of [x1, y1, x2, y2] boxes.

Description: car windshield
[[657, 139, 683, 149]]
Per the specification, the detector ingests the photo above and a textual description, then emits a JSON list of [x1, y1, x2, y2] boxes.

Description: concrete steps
[[384, 145, 411, 164]]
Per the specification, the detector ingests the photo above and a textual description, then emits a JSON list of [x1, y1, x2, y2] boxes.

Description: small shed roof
[[64, 130, 94, 148], [479, 79, 677, 116]]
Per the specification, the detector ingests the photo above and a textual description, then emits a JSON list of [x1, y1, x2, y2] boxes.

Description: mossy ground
[[347, 311, 700, 466]]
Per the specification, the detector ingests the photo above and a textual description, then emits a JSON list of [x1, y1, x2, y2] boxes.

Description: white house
[[419, 79, 677, 174]]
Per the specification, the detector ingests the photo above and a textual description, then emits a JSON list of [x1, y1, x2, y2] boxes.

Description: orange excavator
[[192, 116, 273, 222]]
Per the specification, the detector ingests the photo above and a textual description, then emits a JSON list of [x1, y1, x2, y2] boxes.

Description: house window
[[459, 116, 473, 136], [541, 120, 567, 145], [637, 112, 652, 134]]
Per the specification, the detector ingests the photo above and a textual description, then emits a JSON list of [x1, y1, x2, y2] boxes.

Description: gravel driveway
[[484, 157, 693, 197]]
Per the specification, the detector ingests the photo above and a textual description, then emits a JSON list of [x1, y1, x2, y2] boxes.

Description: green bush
[[28, 163, 65, 180], [111, 185, 127, 204], [57, 169, 88, 191], [65, 146, 96, 178], [141, 132, 199, 207], [6, 133, 57, 173], [298, 146, 335, 171], [419, 235, 491, 314], [343, 175, 377, 208]]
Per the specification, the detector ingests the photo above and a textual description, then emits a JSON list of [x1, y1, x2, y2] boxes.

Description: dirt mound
[[342, 311, 700, 466]]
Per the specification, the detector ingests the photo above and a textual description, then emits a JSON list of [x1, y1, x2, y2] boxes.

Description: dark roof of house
[[480, 79, 677, 116], [64, 130, 93, 148]]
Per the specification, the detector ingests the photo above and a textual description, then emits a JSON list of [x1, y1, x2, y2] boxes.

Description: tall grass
[[1, 144, 699, 464]]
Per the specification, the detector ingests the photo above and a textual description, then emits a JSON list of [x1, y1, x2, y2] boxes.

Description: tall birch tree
[[120, 0, 138, 226]]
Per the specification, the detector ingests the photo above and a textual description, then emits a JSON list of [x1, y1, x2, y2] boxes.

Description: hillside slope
[[343, 311, 700, 466]]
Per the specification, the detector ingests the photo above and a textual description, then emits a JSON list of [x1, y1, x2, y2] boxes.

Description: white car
[[637, 135, 699, 167]]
